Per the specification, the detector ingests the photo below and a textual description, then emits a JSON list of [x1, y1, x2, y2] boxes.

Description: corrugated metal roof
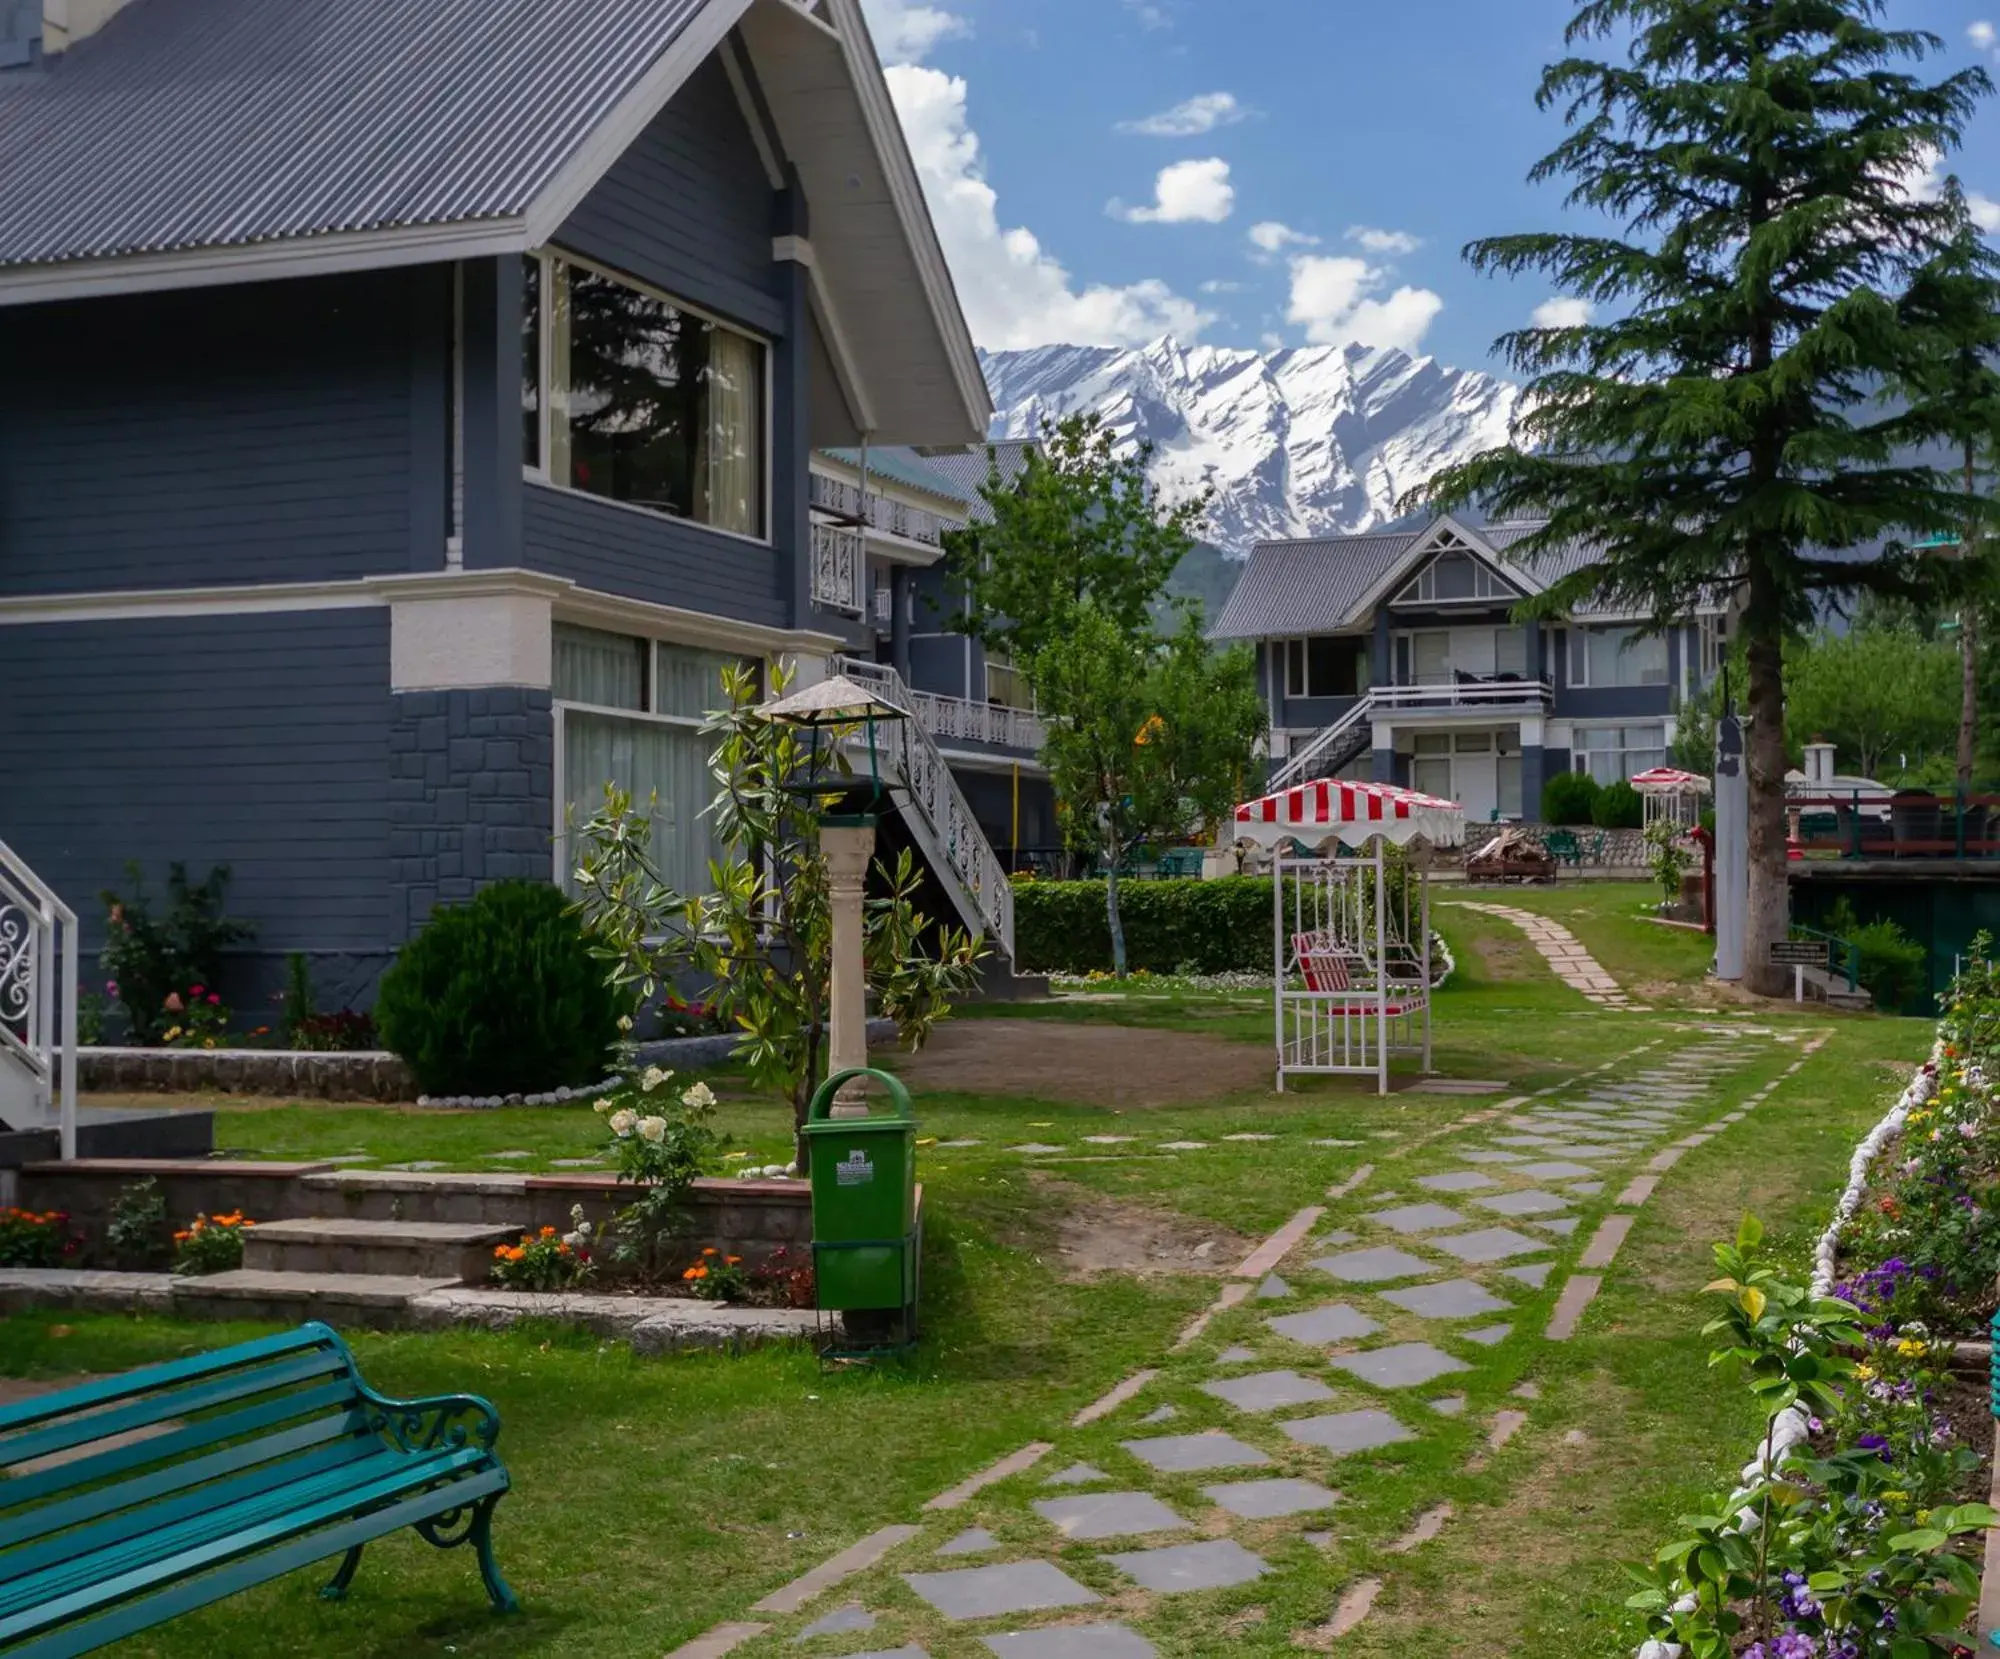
[[817, 446, 972, 508], [1209, 532, 1419, 640], [918, 441, 1034, 524], [0, 0, 713, 270]]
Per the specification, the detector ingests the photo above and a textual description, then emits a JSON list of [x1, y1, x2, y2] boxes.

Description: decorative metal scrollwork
[[0, 900, 36, 1045]]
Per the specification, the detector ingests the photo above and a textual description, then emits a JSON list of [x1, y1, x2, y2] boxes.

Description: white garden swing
[[1234, 779, 1467, 1095]]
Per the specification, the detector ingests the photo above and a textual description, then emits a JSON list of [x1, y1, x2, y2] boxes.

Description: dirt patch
[[1008, 1177, 1254, 1279], [898, 1018, 1269, 1106], [1471, 933, 1540, 981]]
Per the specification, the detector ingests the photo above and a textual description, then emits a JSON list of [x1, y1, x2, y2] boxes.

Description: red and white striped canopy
[[1234, 779, 1466, 851], [1629, 766, 1711, 797]]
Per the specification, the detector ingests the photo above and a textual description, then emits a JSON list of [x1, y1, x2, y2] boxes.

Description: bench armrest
[[357, 1384, 504, 1455]]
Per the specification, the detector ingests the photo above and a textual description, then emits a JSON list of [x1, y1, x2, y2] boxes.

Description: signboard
[[835, 1149, 876, 1187], [1769, 939, 1830, 969]]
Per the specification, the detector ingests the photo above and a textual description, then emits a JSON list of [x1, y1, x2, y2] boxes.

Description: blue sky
[[860, 0, 2000, 376]]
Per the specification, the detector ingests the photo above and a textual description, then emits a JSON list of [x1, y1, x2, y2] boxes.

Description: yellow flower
[[1855, 1362, 1875, 1379], [1896, 1338, 1928, 1358]]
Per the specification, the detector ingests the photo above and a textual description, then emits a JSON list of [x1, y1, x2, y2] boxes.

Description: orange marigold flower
[[504, 1246, 525, 1262], [725, 1256, 742, 1266], [702, 1246, 719, 1257], [683, 1265, 707, 1281], [540, 1225, 557, 1238]]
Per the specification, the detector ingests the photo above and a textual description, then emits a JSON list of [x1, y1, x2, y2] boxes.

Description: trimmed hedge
[[1541, 771, 1602, 825], [1592, 779, 1644, 829], [1014, 877, 1281, 975]]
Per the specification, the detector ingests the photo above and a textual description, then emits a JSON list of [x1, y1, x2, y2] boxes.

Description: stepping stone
[[1008, 1144, 1064, 1154], [1414, 1171, 1498, 1193], [1432, 1227, 1548, 1264], [1215, 1345, 1258, 1365], [1044, 1462, 1109, 1486], [1515, 1161, 1597, 1181], [1366, 1202, 1470, 1235], [796, 1605, 877, 1640], [1474, 1189, 1571, 1218], [1379, 1279, 1508, 1320], [1034, 1492, 1188, 1540], [1512, 1381, 1542, 1400], [1505, 1261, 1553, 1290], [1459, 1149, 1526, 1164], [385, 1160, 449, 1172], [848, 1650, 929, 1659], [1428, 1395, 1468, 1416], [904, 1561, 1101, 1622], [1199, 1370, 1337, 1413], [1303, 1530, 1336, 1549], [1202, 1476, 1341, 1519], [1493, 1135, 1561, 1148], [1255, 1274, 1292, 1300], [1139, 1405, 1178, 1425], [983, 1626, 1159, 1659], [1160, 1141, 1208, 1151], [1312, 1139, 1364, 1148], [1543, 1143, 1623, 1159], [549, 1158, 606, 1168], [1462, 1323, 1512, 1346], [1566, 1181, 1605, 1196], [1105, 1538, 1268, 1594], [1538, 1217, 1581, 1236], [1122, 1432, 1271, 1473], [1331, 1342, 1469, 1390], [939, 1528, 1001, 1557], [1282, 1409, 1414, 1455], [1083, 1136, 1136, 1145], [1313, 1229, 1359, 1247], [1265, 1304, 1380, 1345], [486, 1151, 533, 1161], [1311, 1246, 1435, 1283], [937, 1139, 983, 1148], [1224, 1133, 1276, 1142]]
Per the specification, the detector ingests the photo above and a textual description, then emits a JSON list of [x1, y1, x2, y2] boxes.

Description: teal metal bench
[[0, 1322, 516, 1658]]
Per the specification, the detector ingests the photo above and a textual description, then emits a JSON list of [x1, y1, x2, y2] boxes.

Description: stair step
[[242, 1217, 523, 1282], [299, 1169, 531, 1226], [169, 1270, 460, 1331]]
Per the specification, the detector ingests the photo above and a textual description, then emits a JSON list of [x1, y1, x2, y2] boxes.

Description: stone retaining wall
[[80, 1047, 414, 1101], [1461, 823, 1653, 870]]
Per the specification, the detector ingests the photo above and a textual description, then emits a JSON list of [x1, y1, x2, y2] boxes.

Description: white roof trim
[[785, 237, 878, 434], [1344, 515, 1523, 622]]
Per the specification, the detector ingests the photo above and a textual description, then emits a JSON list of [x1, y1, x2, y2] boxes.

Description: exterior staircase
[[831, 658, 1015, 961], [0, 838, 79, 1157], [1268, 695, 1377, 791]]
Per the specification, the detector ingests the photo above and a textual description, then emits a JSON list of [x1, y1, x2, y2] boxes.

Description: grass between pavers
[[4, 886, 1933, 1656]]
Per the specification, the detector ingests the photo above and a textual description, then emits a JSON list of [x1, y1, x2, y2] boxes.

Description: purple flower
[[1855, 1433, 1891, 1462], [1773, 1632, 1818, 1659]]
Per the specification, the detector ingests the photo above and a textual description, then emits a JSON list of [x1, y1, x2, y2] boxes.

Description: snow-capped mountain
[[980, 338, 1521, 557]]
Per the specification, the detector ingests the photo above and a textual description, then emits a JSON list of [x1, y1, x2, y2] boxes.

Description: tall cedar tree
[[1898, 225, 2000, 789], [1424, 0, 1991, 995], [941, 413, 1211, 662]]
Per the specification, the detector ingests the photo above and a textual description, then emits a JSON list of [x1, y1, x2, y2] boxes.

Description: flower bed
[[1632, 952, 2000, 1659]]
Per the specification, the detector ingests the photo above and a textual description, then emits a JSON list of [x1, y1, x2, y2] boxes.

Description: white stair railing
[[0, 838, 79, 1158], [834, 659, 1014, 959], [1269, 694, 1378, 792]]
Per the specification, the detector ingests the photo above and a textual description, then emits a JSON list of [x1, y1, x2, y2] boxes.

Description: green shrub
[[376, 881, 628, 1096], [1591, 779, 1644, 829], [1822, 900, 1931, 1013], [1014, 876, 1287, 975], [1541, 771, 1602, 825]]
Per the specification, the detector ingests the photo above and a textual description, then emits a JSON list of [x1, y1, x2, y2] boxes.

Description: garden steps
[[240, 1217, 523, 1283], [297, 1168, 542, 1226], [165, 1269, 463, 1330]]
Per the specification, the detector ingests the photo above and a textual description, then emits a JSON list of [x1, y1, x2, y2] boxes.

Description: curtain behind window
[[561, 711, 719, 897], [704, 328, 762, 537], [554, 625, 645, 709], [655, 644, 744, 721]]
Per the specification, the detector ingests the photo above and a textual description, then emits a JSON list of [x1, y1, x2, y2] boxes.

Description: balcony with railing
[[838, 657, 1046, 755], [1371, 677, 1554, 713], [808, 470, 949, 549], [810, 523, 866, 616]]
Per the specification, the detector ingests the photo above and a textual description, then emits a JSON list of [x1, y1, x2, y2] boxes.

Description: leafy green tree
[[1784, 624, 1959, 781], [942, 412, 1210, 661], [1031, 605, 1264, 977], [572, 664, 984, 1169], [1424, 0, 1992, 995]]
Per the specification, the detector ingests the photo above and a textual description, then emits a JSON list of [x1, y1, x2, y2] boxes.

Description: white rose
[[682, 1081, 717, 1109], [637, 1116, 668, 1144], [608, 1109, 638, 1137], [594, 1099, 612, 1116], [640, 1066, 669, 1093]]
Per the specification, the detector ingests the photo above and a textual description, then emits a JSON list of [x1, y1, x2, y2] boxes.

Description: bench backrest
[[1291, 930, 1356, 994], [0, 1323, 371, 1584]]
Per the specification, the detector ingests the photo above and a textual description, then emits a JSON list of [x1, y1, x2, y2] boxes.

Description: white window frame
[[1571, 723, 1668, 785], [1566, 624, 1670, 689], [1391, 549, 1515, 607], [1282, 636, 1363, 699], [521, 247, 776, 549]]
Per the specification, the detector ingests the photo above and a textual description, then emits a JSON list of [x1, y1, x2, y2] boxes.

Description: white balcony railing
[[808, 472, 948, 548], [810, 523, 866, 616], [1371, 679, 1553, 710], [838, 657, 1045, 752], [828, 659, 1014, 957], [0, 838, 79, 1159]]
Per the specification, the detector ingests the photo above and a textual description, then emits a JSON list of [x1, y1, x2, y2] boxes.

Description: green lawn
[[1, 884, 1932, 1656]]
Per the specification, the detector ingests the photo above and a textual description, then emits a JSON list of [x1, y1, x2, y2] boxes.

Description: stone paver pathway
[[1444, 900, 1640, 1008], [672, 1022, 1833, 1657]]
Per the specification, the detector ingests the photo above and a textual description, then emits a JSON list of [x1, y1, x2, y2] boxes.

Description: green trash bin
[[802, 1068, 920, 1321]]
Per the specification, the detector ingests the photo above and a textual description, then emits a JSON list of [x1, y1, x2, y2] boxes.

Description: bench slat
[[0, 1440, 454, 1616], [2, 1465, 509, 1659], [0, 1327, 341, 1437], [0, 1378, 360, 1516], [0, 1432, 389, 1590], [0, 1412, 366, 1553]]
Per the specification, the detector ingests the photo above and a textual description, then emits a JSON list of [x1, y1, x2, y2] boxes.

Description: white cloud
[[1972, 192, 2000, 233], [1199, 279, 1245, 294], [1348, 226, 1421, 256], [1112, 157, 1235, 224], [1285, 254, 1443, 353], [1972, 20, 1996, 50], [1260, 331, 1285, 351], [1532, 296, 1595, 328], [1248, 220, 1318, 255], [1118, 92, 1245, 138], [885, 64, 1213, 348], [1125, 0, 1171, 29], [859, 0, 969, 63]]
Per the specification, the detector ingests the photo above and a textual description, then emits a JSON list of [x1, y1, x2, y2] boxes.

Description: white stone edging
[[1635, 1041, 1943, 1659]]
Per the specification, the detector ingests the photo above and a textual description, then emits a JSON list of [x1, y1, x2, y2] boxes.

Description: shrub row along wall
[[1013, 877, 1285, 975]]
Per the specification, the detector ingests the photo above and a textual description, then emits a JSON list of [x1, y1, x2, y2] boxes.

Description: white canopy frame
[[1631, 766, 1711, 830]]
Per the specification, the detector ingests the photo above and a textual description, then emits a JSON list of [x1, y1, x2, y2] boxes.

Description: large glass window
[[1282, 637, 1364, 698], [555, 633, 753, 898], [1573, 724, 1667, 785], [523, 253, 766, 538], [1567, 625, 1669, 688]]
